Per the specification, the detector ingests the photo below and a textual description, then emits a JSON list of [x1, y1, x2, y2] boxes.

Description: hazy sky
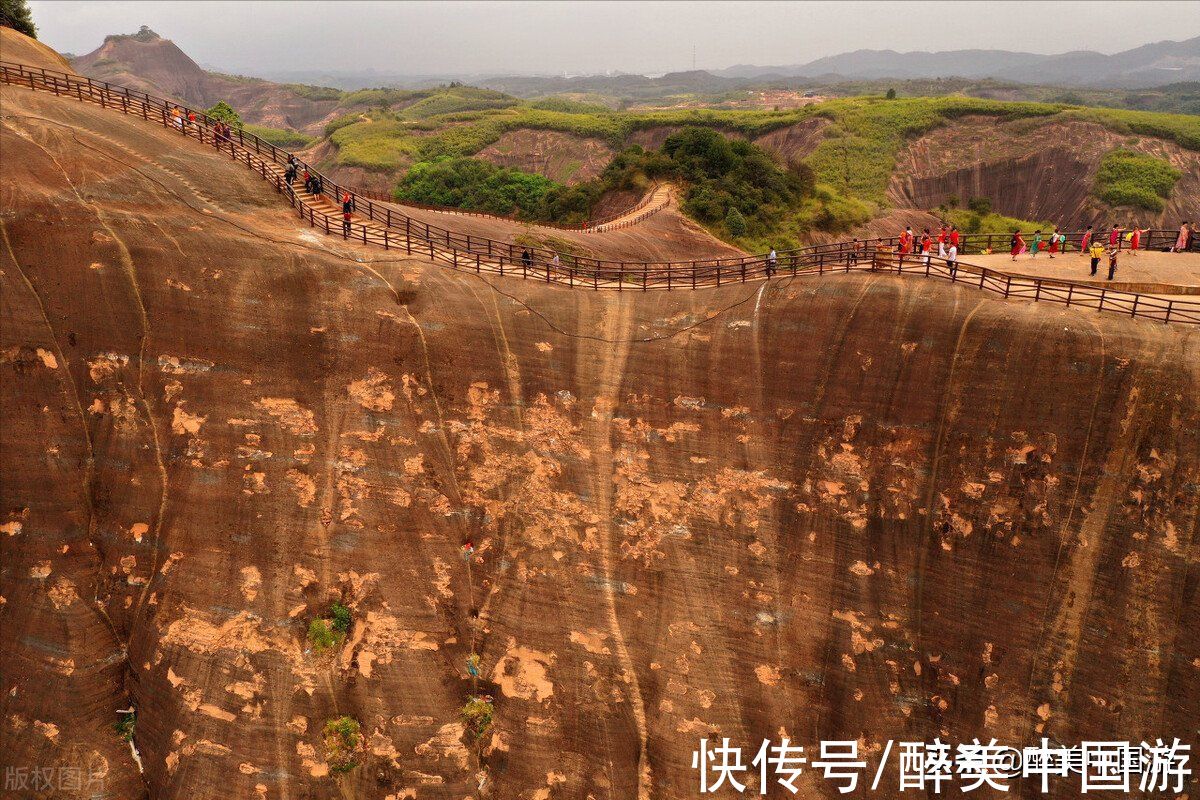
[[28, 0, 1200, 77]]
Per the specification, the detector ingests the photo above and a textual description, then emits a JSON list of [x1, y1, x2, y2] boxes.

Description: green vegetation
[[244, 124, 314, 149], [394, 156, 563, 219], [461, 696, 494, 739], [206, 101, 243, 129], [395, 127, 819, 248], [1, 0, 36, 38], [307, 619, 336, 652], [323, 717, 361, 773], [941, 209, 1054, 238], [114, 710, 136, 742], [1093, 148, 1181, 211], [308, 603, 352, 653], [330, 602, 352, 634]]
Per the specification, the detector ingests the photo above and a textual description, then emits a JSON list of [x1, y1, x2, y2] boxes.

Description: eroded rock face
[[476, 130, 615, 185], [889, 115, 1200, 227], [2, 72, 1199, 800]]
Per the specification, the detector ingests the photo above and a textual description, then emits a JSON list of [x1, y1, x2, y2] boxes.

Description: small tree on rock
[[1, 0, 37, 38], [724, 207, 747, 237], [206, 101, 243, 129], [885, 88, 897, 100]]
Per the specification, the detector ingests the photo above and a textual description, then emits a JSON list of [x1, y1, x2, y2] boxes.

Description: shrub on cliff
[[307, 619, 336, 652], [1094, 148, 1181, 211], [323, 717, 361, 773]]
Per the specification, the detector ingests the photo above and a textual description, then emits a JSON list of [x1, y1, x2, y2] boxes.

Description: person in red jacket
[[937, 225, 948, 258], [898, 227, 912, 254], [1109, 224, 1121, 248], [1079, 225, 1093, 256], [949, 225, 960, 252]]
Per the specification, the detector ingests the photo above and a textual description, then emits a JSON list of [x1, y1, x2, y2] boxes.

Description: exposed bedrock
[[1, 72, 1198, 800]]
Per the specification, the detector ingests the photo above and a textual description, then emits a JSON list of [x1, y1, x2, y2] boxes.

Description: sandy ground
[[970, 250, 1200, 293]]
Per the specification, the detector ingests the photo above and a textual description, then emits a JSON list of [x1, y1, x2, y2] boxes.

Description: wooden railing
[[3, 60, 1197, 325]]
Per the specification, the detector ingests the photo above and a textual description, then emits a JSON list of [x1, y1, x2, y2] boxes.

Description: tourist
[[1175, 222, 1190, 253], [1128, 226, 1143, 255], [313, 174, 323, 196], [1048, 228, 1060, 258], [937, 225, 948, 258], [849, 238, 860, 266], [899, 227, 912, 256], [284, 162, 297, 185], [947, 241, 958, 277], [766, 247, 777, 276], [1080, 225, 1093, 255], [1109, 224, 1121, 249], [551, 253, 561, 270], [521, 248, 533, 269], [1030, 230, 1042, 258], [1187, 222, 1196, 252], [1107, 245, 1119, 280], [342, 192, 352, 215], [1010, 230, 1025, 261], [949, 225, 960, 254], [1089, 239, 1105, 276], [920, 229, 932, 266], [171, 106, 184, 131], [342, 210, 352, 237]]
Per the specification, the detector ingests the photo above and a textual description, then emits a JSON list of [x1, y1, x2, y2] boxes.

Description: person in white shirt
[[947, 243, 958, 277]]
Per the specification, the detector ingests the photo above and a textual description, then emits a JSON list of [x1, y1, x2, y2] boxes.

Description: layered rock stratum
[[1, 29, 1198, 800]]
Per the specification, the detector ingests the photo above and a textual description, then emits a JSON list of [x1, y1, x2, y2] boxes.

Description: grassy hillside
[[299, 83, 1200, 244]]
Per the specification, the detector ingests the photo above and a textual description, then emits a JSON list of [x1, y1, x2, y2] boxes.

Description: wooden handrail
[[3, 60, 1197, 326]]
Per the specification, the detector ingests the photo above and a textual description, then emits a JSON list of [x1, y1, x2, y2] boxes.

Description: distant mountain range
[[716, 36, 1200, 88]]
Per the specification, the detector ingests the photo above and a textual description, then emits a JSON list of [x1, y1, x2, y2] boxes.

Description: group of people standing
[[897, 225, 961, 271]]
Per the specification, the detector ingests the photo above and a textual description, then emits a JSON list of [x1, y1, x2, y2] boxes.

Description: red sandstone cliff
[[2, 29, 1198, 800]]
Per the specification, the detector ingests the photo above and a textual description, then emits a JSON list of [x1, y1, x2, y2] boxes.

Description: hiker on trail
[[521, 248, 533, 269], [342, 192, 352, 215], [849, 238, 861, 265], [947, 242, 958, 277], [1080, 225, 1094, 255], [302, 169, 312, 193], [937, 225, 948, 258], [187, 111, 196, 131], [899, 227, 913, 254], [1010, 230, 1025, 261], [1109, 224, 1121, 249], [949, 225, 960, 253], [284, 162, 297, 184], [1107, 245, 1119, 280], [342, 210, 352, 237], [313, 174, 323, 196], [171, 106, 184, 131], [766, 247, 777, 276], [1048, 228, 1060, 258], [1176, 222, 1190, 252], [1089, 240, 1105, 276], [920, 229, 933, 266]]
